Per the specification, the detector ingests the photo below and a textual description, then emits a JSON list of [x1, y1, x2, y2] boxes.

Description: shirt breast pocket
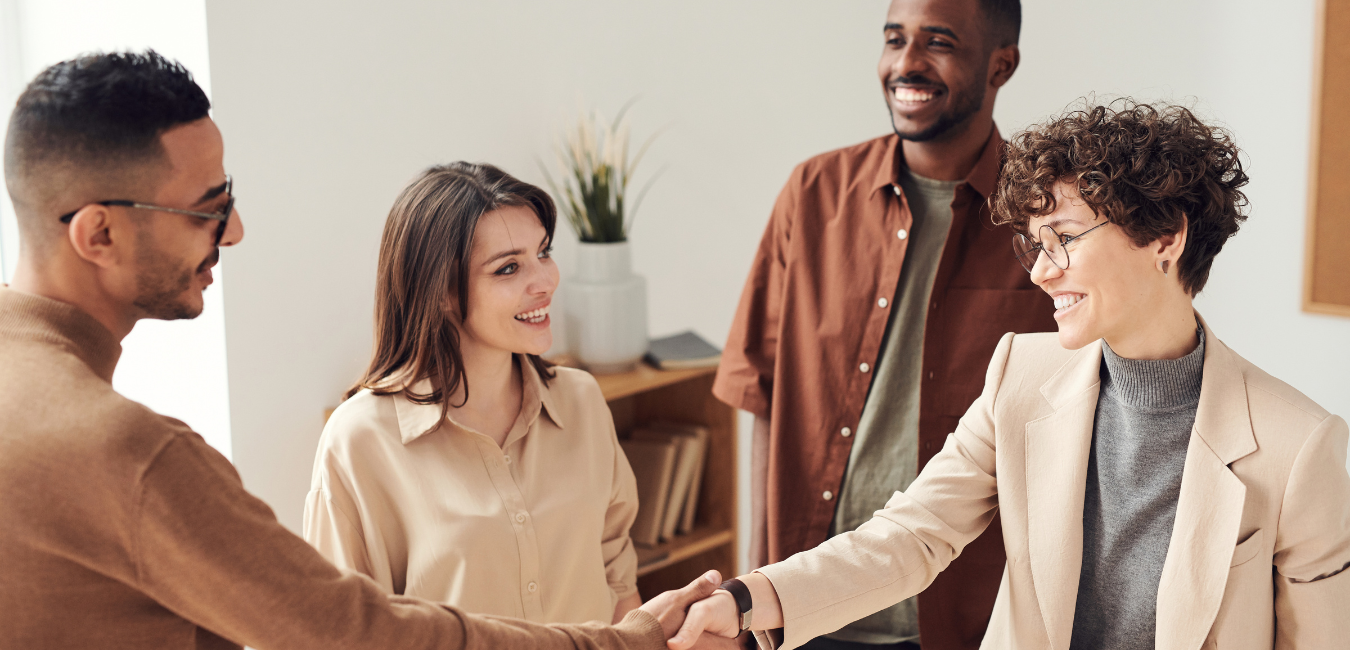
[[1230, 528, 1263, 568]]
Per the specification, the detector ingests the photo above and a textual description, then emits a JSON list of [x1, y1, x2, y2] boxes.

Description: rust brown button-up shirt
[[714, 127, 1057, 650]]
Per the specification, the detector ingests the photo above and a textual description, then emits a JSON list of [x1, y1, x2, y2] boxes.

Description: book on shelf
[[619, 438, 679, 547], [644, 331, 721, 370], [630, 422, 709, 542]]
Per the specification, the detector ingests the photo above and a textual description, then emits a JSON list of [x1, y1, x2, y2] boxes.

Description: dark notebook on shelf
[[645, 331, 721, 370]]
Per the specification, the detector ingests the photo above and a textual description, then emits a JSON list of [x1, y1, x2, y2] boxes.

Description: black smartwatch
[[718, 578, 753, 632]]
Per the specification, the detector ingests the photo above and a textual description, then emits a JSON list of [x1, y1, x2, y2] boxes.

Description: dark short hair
[[980, 0, 1021, 47], [992, 99, 1250, 295], [351, 162, 558, 430], [3, 50, 210, 230]]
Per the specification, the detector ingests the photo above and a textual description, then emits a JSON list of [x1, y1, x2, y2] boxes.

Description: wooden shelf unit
[[595, 364, 738, 599]]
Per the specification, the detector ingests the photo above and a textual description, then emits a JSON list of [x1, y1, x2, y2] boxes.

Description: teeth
[[1054, 294, 1084, 310], [514, 306, 550, 323], [893, 87, 935, 103]]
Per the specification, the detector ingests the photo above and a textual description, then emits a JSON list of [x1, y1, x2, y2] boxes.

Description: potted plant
[[542, 105, 660, 373]]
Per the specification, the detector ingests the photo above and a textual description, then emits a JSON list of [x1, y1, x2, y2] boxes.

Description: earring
[[1160, 260, 1170, 275]]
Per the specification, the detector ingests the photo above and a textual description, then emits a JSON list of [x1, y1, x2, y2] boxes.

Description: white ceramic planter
[[564, 241, 649, 374]]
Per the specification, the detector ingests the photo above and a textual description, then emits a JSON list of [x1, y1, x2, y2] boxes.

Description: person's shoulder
[[546, 365, 607, 405], [316, 388, 403, 455], [793, 133, 897, 180], [1224, 343, 1332, 432]]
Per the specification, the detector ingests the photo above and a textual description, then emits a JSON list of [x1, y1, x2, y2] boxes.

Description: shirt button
[[897, 229, 908, 240], [527, 582, 538, 593], [503, 455, 511, 465], [823, 491, 834, 501], [878, 297, 888, 308], [515, 513, 527, 524], [841, 427, 852, 438], [859, 362, 870, 373]]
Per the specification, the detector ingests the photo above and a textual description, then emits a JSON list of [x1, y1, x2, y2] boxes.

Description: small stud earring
[[1160, 260, 1170, 275]]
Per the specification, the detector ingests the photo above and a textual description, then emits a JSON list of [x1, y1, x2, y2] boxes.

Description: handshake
[[638, 570, 773, 650]]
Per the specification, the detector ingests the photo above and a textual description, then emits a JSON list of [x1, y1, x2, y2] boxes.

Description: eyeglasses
[[58, 176, 235, 246], [1011, 221, 1108, 273]]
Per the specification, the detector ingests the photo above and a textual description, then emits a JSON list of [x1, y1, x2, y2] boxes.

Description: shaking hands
[[636, 571, 741, 650]]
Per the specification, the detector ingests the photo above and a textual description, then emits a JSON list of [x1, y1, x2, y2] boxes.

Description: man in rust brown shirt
[[714, 1, 1055, 649], [0, 50, 730, 650]]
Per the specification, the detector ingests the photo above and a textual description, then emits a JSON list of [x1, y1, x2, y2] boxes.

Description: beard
[[889, 70, 988, 142], [132, 238, 215, 321]]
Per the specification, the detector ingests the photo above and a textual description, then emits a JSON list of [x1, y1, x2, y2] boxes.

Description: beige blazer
[[758, 318, 1350, 650]]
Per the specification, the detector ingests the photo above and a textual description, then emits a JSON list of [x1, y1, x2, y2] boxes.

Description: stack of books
[[618, 421, 711, 547]]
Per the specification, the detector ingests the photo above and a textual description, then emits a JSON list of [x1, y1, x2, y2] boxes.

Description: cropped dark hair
[[992, 99, 1249, 295], [4, 50, 209, 231], [351, 162, 557, 431], [980, 0, 1022, 47]]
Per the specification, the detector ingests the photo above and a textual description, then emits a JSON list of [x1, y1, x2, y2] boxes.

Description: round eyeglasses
[[1011, 222, 1108, 273]]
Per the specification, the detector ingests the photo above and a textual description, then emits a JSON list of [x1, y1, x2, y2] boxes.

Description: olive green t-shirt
[[825, 168, 959, 645]]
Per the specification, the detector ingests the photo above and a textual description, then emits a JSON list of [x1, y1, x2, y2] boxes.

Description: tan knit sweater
[[0, 287, 664, 650]]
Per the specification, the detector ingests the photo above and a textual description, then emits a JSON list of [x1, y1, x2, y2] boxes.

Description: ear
[[989, 44, 1020, 89], [1153, 214, 1189, 275], [66, 204, 127, 269]]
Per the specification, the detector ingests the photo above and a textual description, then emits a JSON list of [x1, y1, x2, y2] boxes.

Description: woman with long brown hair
[[303, 162, 642, 625]]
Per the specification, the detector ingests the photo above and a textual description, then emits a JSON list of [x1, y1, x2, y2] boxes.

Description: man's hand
[[638, 570, 722, 639], [666, 589, 741, 650]]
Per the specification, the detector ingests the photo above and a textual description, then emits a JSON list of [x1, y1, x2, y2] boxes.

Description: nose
[[531, 255, 560, 295], [219, 207, 245, 247], [892, 41, 931, 81], [1029, 250, 1062, 287]]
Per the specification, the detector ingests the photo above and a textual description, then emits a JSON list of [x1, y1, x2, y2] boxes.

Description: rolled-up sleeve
[[712, 164, 802, 420]]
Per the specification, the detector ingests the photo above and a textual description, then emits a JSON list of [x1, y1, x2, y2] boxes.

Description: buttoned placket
[[471, 402, 547, 621], [822, 181, 911, 514]]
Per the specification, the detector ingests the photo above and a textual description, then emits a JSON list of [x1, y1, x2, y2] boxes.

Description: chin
[[1054, 325, 1098, 351]]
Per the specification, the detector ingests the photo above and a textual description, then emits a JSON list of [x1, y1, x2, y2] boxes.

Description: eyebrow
[[1043, 218, 1086, 231], [882, 23, 960, 40], [194, 180, 229, 206], [482, 248, 524, 267]]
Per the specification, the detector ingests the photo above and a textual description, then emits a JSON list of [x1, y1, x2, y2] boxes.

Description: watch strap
[[719, 578, 753, 631]]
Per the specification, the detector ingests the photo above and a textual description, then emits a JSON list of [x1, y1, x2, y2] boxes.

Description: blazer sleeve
[[712, 163, 802, 419], [754, 333, 1013, 650], [134, 432, 668, 650], [1273, 413, 1350, 649], [600, 407, 641, 605]]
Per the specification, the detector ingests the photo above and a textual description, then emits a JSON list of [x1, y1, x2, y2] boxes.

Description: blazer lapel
[[1155, 317, 1257, 650], [1025, 341, 1104, 650]]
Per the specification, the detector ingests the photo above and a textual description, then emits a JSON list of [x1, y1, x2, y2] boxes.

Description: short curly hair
[[991, 99, 1250, 295]]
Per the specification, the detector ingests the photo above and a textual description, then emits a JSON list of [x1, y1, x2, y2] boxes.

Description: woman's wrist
[[739, 571, 784, 630]]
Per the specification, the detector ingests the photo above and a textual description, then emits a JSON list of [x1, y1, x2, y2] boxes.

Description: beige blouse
[[303, 359, 640, 624]]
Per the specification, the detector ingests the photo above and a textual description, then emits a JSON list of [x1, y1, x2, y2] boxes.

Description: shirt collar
[[394, 355, 565, 445], [0, 286, 122, 382], [871, 124, 1005, 198]]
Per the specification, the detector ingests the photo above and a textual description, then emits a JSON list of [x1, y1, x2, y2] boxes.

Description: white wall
[[1, 0, 233, 456], [203, 0, 1350, 571]]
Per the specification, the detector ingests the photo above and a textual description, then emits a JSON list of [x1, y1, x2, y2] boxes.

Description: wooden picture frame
[[1305, 0, 1350, 317]]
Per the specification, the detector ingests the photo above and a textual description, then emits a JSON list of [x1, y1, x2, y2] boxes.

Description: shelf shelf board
[[546, 356, 718, 403], [635, 525, 735, 577]]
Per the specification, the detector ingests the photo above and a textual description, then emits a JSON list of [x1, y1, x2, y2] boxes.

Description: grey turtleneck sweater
[[1069, 330, 1206, 650]]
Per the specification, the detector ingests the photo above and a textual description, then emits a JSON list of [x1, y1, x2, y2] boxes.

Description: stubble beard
[[132, 236, 213, 321], [890, 72, 988, 143]]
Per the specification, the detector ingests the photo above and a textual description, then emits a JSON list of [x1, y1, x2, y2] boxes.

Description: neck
[[449, 336, 521, 414], [900, 112, 994, 181], [1104, 293, 1199, 361], [8, 257, 137, 340]]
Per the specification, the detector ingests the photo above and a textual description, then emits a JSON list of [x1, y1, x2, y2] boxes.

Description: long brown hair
[[349, 162, 557, 428]]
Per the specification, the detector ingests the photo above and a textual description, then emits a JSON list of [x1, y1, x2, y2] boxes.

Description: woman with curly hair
[[668, 100, 1350, 650]]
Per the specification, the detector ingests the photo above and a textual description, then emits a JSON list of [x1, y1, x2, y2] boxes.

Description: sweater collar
[[1100, 327, 1206, 410], [0, 286, 122, 382]]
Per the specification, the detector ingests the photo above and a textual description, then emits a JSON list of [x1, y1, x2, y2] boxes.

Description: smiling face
[[878, 0, 998, 142], [1028, 183, 1184, 351], [458, 204, 559, 357], [128, 117, 244, 320]]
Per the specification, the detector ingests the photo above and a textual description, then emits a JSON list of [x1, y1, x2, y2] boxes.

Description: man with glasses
[[0, 50, 729, 650], [714, 1, 1055, 648]]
